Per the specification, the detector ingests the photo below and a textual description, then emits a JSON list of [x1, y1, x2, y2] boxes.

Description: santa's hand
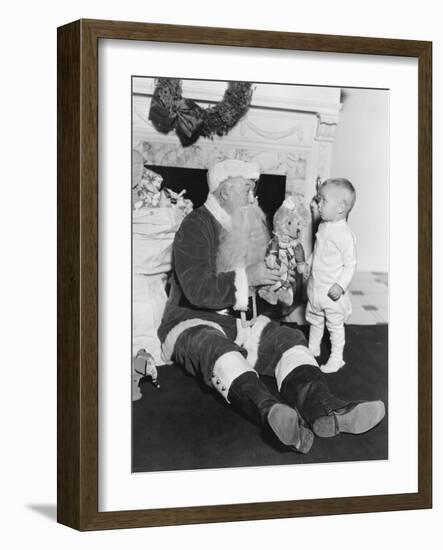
[[246, 262, 282, 286], [328, 283, 344, 301]]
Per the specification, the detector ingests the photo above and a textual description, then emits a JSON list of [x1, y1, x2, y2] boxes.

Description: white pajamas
[[305, 219, 357, 366]]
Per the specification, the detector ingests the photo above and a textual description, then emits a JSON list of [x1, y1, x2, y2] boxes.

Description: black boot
[[280, 365, 385, 438], [227, 372, 314, 454]]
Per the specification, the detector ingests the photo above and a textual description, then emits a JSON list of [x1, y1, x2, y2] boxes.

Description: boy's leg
[[321, 310, 346, 373], [321, 293, 352, 373], [305, 299, 325, 357]]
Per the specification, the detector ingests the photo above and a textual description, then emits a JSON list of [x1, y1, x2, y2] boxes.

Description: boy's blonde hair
[[322, 178, 356, 214]]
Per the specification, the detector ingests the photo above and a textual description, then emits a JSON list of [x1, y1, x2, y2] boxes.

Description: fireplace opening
[[146, 164, 286, 228]]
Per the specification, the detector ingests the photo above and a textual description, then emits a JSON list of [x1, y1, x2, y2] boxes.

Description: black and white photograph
[[131, 76, 389, 473], [3, 0, 437, 543]]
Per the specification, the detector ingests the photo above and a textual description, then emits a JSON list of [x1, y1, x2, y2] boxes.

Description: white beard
[[216, 203, 270, 273]]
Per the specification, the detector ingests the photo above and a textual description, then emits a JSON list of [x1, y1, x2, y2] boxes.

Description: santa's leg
[[254, 323, 385, 438], [173, 325, 313, 453], [213, 352, 313, 454], [279, 361, 385, 438]]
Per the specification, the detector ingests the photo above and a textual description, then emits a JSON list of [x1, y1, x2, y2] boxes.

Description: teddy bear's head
[[273, 196, 308, 241]]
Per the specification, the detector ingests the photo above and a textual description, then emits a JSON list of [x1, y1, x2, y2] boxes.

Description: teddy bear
[[258, 196, 307, 307]]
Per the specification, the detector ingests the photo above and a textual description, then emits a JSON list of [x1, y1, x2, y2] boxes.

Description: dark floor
[[132, 324, 388, 472]]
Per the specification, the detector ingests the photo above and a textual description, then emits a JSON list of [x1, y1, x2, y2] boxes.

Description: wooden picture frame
[[57, 18, 432, 530]]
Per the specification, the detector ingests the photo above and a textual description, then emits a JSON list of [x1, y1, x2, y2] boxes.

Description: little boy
[[304, 178, 357, 373]]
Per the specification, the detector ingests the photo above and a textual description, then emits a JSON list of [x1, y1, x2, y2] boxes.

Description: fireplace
[[133, 77, 342, 253]]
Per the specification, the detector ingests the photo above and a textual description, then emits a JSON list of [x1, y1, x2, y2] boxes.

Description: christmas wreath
[[148, 78, 254, 147]]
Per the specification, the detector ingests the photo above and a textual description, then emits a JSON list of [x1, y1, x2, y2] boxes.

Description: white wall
[[1, 0, 441, 549], [331, 88, 390, 272]]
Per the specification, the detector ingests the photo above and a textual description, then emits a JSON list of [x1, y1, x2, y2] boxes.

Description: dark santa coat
[[158, 196, 248, 355]]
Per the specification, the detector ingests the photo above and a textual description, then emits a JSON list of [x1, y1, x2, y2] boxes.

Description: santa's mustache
[[232, 198, 267, 225]]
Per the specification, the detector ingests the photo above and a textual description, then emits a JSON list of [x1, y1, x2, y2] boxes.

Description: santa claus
[[158, 159, 385, 454]]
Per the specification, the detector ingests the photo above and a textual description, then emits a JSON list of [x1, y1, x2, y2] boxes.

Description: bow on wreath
[[148, 78, 253, 147]]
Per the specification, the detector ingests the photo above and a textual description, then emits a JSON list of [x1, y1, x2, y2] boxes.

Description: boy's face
[[317, 184, 343, 222]]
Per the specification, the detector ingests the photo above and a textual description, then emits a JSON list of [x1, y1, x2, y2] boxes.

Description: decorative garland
[[148, 78, 254, 147]]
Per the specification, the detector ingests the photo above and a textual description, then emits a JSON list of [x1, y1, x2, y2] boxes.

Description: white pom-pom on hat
[[207, 159, 260, 193], [282, 196, 296, 210]]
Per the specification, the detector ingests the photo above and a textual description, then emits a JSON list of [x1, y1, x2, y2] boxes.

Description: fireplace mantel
[[133, 78, 341, 203]]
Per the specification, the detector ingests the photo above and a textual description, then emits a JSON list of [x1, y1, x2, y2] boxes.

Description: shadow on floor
[[26, 504, 57, 522]]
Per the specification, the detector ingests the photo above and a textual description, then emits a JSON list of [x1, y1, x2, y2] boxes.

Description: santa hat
[[207, 159, 260, 193], [281, 196, 296, 210]]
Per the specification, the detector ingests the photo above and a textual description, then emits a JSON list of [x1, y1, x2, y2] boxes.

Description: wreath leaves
[[148, 78, 254, 147]]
